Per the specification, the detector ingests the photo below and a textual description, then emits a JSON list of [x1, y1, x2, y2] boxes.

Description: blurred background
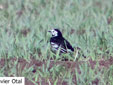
[[0, 0, 113, 59]]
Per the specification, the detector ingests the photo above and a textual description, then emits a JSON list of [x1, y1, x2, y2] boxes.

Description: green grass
[[0, 0, 113, 84]]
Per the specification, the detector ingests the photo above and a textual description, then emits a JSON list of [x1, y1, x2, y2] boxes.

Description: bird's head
[[48, 29, 62, 37]]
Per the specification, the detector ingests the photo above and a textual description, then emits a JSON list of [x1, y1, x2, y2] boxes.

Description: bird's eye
[[52, 30, 57, 36]]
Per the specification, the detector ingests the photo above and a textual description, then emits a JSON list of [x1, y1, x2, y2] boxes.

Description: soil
[[0, 57, 113, 85]]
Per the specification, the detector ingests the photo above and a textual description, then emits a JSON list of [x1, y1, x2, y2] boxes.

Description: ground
[[0, 57, 113, 85]]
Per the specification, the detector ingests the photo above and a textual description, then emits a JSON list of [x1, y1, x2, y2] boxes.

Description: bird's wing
[[62, 38, 74, 52], [50, 37, 74, 53]]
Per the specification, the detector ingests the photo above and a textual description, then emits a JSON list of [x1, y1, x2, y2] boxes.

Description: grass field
[[0, 0, 113, 85]]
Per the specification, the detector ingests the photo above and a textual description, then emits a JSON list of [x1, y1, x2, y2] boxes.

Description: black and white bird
[[48, 29, 74, 54]]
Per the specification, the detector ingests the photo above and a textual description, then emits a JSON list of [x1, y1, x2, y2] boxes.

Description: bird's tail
[[73, 47, 86, 61]]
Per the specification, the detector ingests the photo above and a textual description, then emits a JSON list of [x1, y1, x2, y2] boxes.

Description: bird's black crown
[[54, 29, 62, 37], [48, 29, 62, 37]]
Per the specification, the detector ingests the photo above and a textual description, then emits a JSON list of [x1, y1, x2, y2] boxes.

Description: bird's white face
[[49, 29, 58, 37]]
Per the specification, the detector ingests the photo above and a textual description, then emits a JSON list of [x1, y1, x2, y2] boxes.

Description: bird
[[48, 29, 74, 54]]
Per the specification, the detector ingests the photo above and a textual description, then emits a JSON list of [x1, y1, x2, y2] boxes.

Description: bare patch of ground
[[0, 57, 113, 85]]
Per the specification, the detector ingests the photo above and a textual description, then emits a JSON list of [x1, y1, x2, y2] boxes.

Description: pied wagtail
[[48, 29, 74, 54]]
